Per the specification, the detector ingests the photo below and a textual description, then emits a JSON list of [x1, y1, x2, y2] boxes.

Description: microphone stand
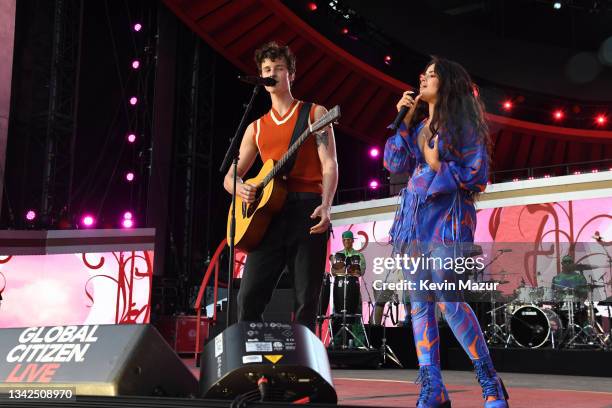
[[219, 84, 261, 328]]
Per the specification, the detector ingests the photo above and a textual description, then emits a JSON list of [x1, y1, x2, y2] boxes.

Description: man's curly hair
[[254, 41, 296, 74]]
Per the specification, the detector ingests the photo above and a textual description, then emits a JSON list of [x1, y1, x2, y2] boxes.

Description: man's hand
[[310, 204, 331, 234], [236, 182, 259, 203]]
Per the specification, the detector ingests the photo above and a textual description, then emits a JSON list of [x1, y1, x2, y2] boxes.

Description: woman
[[383, 57, 509, 408]]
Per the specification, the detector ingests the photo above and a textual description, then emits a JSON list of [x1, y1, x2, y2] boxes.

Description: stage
[[17, 368, 612, 408]]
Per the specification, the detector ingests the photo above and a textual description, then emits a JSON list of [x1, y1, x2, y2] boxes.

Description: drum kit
[[317, 252, 371, 350], [484, 276, 611, 350]]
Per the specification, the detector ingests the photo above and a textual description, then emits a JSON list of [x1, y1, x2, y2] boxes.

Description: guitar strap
[[279, 102, 312, 176]]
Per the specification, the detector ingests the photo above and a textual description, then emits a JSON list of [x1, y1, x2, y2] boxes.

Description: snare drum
[[539, 287, 554, 303], [514, 285, 542, 304]]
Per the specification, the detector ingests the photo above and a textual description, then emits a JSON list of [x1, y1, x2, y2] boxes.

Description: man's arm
[[223, 122, 259, 203], [310, 105, 338, 234]]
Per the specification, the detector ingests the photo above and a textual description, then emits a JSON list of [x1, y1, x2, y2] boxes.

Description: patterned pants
[[410, 301, 489, 365]]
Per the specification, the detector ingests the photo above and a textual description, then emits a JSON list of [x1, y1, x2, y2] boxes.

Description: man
[[223, 42, 338, 332], [333, 231, 366, 274], [330, 231, 367, 347], [552, 255, 588, 301]]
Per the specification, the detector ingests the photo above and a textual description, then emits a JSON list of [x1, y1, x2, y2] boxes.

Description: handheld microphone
[[387, 90, 417, 131], [238, 75, 277, 87]]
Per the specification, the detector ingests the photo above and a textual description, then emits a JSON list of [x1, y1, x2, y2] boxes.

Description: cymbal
[[481, 279, 510, 285], [574, 263, 601, 271], [490, 271, 519, 276]]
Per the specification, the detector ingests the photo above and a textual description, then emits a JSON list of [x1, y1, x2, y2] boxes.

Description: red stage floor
[[189, 360, 612, 408], [333, 375, 612, 408]]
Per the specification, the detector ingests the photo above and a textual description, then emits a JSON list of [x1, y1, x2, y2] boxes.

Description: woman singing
[[383, 57, 509, 408]]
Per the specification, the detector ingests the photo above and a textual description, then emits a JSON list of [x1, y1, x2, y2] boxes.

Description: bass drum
[[509, 305, 563, 348]]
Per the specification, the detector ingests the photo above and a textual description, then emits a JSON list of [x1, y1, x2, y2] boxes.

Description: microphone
[[387, 90, 417, 131], [498, 248, 513, 253], [238, 75, 277, 87], [593, 231, 602, 242]]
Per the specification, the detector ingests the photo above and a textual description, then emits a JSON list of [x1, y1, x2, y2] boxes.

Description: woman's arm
[[426, 130, 488, 197], [383, 123, 416, 175]]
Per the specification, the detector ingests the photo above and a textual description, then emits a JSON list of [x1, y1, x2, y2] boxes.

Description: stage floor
[[332, 369, 612, 408], [188, 359, 612, 408]]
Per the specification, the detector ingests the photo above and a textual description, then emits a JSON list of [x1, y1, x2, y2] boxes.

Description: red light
[[341, 27, 349, 35], [127, 133, 136, 143], [131, 60, 140, 69], [512, 178, 519, 182], [129, 97, 138, 105], [369, 147, 380, 158], [26, 210, 36, 221], [502, 101, 512, 111], [553, 110, 564, 120], [596, 115, 607, 125], [369, 180, 379, 189], [307, 2, 317, 11], [384, 55, 392, 65], [126, 172, 135, 182]]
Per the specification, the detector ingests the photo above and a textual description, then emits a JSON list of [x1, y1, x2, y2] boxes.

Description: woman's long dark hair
[[409, 56, 492, 168]]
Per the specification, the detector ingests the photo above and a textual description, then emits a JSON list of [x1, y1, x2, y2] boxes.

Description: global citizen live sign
[[3, 325, 100, 383], [0, 229, 155, 328]]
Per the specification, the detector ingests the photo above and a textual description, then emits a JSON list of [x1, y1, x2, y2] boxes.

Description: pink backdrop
[[0, 251, 153, 328]]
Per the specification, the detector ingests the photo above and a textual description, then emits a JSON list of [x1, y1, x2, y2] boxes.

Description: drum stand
[[328, 274, 370, 350], [484, 288, 510, 345], [377, 297, 403, 367], [565, 282, 607, 349]]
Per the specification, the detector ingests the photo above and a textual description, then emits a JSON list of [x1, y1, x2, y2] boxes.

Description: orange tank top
[[252, 100, 323, 193]]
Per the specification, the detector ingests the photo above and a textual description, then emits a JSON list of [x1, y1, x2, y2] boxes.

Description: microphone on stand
[[593, 231, 602, 242], [238, 75, 277, 87]]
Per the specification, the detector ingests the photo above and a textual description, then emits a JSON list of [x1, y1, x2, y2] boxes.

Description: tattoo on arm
[[316, 130, 329, 148]]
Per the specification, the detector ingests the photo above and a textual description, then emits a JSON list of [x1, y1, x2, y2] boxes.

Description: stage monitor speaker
[[0, 324, 198, 397], [200, 322, 337, 403]]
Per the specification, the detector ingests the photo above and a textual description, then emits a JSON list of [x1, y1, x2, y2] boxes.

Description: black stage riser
[[367, 325, 612, 377]]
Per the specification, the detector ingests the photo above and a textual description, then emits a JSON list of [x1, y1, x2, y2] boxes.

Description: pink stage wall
[[0, 251, 153, 328], [328, 196, 612, 325]]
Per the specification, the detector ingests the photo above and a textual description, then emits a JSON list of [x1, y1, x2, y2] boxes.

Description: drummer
[[332, 231, 366, 275], [552, 255, 588, 301]]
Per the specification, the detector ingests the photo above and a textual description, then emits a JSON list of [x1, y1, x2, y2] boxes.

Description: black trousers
[[237, 196, 328, 332]]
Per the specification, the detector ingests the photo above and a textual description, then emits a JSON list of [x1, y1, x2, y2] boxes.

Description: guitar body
[[228, 159, 288, 251]]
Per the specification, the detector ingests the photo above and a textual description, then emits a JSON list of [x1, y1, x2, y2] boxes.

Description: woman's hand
[[423, 135, 441, 172], [396, 91, 422, 128]]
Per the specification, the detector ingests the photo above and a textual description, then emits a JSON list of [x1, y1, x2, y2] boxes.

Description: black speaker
[[0, 324, 198, 396], [200, 322, 337, 403]]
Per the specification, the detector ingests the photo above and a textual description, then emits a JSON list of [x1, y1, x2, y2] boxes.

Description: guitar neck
[[262, 128, 311, 186]]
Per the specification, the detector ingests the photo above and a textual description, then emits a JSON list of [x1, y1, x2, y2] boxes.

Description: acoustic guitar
[[227, 105, 341, 251]]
